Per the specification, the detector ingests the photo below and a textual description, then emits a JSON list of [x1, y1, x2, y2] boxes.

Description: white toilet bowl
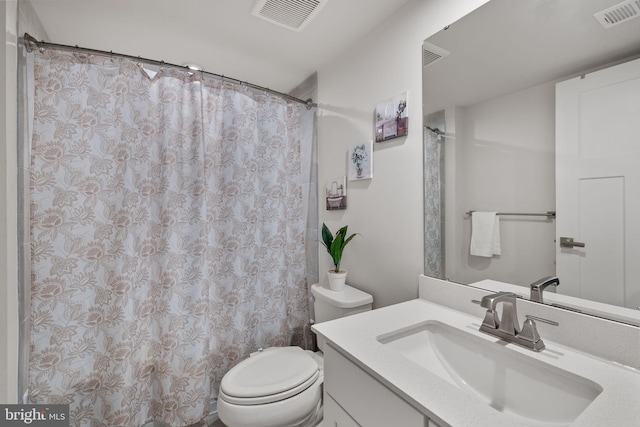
[[217, 284, 373, 427], [217, 346, 323, 427]]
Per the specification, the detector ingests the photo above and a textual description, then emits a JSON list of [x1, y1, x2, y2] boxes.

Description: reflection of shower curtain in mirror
[[423, 111, 445, 279], [23, 48, 310, 426]]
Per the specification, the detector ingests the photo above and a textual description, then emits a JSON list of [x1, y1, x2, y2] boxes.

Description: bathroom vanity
[[322, 345, 427, 427], [312, 277, 640, 427]]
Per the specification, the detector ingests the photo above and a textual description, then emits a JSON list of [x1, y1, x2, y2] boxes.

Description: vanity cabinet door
[[324, 344, 426, 427], [323, 394, 359, 427]]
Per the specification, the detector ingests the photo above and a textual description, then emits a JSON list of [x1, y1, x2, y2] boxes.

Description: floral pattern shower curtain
[[26, 49, 309, 426]]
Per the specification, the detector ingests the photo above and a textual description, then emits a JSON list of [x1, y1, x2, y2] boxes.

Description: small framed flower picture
[[348, 140, 373, 181]]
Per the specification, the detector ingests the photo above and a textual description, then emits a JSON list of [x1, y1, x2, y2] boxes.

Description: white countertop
[[312, 298, 640, 427]]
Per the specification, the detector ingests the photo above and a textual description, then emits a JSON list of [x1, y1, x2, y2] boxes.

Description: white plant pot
[[327, 270, 347, 291]]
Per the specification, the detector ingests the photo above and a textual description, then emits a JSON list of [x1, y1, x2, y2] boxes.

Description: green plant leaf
[[321, 223, 333, 251], [343, 233, 358, 247], [331, 232, 345, 271], [321, 223, 359, 273]]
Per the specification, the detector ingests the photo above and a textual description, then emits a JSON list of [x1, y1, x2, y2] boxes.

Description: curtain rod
[[22, 33, 316, 110]]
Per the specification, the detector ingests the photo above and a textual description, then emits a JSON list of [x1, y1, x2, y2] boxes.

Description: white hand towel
[[470, 212, 501, 257]]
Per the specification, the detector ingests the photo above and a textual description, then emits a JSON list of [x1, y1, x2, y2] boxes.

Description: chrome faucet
[[530, 276, 560, 303], [479, 291, 545, 351]]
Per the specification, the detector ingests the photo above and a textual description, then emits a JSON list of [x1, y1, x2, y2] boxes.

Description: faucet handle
[[481, 309, 500, 329], [519, 319, 541, 342], [519, 319, 546, 351]]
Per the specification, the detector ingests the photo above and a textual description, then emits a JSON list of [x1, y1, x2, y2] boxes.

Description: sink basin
[[378, 321, 602, 427]]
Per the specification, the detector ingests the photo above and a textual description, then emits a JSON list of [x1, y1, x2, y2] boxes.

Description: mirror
[[422, 0, 640, 325]]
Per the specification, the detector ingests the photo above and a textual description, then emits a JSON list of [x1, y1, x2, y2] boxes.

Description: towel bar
[[466, 210, 556, 218]]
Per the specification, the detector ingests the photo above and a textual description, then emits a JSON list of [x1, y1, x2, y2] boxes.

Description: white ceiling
[[27, 0, 412, 93]]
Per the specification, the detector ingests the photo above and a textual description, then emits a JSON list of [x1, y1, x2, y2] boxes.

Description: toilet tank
[[311, 283, 373, 323], [310, 283, 373, 351]]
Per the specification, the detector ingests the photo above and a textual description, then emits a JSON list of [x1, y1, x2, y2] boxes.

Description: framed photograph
[[348, 140, 373, 181], [375, 91, 408, 142], [325, 176, 347, 210]]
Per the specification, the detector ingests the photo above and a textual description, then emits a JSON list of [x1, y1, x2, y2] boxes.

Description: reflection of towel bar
[[466, 210, 556, 218]]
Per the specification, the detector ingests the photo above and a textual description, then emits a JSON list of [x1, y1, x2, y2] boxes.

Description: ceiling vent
[[251, 0, 328, 32], [422, 42, 450, 68], [593, 0, 640, 28]]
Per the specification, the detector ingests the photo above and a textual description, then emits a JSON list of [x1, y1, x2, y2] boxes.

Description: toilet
[[217, 283, 373, 427]]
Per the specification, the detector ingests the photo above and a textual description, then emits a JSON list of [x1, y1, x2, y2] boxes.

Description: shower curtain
[[23, 48, 311, 426]]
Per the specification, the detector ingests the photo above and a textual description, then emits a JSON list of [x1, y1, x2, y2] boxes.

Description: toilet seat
[[220, 346, 320, 405], [218, 284, 373, 427]]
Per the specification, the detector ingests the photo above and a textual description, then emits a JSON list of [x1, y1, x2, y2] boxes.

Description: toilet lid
[[220, 347, 319, 404]]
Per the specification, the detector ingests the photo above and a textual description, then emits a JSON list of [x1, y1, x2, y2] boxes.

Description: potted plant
[[321, 223, 358, 291]]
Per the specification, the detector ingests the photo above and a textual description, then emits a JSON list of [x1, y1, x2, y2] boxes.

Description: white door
[[556, 57, 640, 309]]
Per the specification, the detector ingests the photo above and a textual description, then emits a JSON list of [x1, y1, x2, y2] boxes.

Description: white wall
[[446, 81, 556, 287], [317, 0, 489, 308]]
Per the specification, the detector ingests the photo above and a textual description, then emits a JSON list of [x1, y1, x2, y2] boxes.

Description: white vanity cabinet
[[323, 394, 359, 427], [323, 344, 438, 427]]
